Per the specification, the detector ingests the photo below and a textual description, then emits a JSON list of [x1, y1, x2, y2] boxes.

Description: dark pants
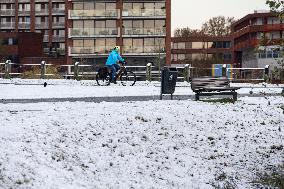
[[107, 64, 120, 81]]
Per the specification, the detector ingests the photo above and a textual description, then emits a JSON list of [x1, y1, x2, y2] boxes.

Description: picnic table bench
[[191, 76, 240, 101]]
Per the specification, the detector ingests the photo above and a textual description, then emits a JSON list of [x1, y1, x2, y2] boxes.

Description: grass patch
[[201, 98, 235, 104], [253, 164, 284, 188]]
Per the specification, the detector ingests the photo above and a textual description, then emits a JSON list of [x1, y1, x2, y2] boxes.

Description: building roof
[[232, 12, 276, 28]]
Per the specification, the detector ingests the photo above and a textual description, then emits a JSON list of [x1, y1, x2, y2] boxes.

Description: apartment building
[[171, 36, 233, 66], [0, 0, 66, 58], [66, 0, 171, 66], [232, 11, 284, 68]]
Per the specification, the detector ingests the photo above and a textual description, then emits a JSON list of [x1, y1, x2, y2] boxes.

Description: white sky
[[171, 0, 268, 32]]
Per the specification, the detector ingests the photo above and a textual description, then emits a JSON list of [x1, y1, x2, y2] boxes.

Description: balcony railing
[[35, 9, 49, 15], [69, 28, 119, 37], [1, 0, 15, 3], [69, 46, 113, 55], [18, 10, 31, 15], [52, 35, 65, 42], [123, 46, 166, 54], [123, 28, 166, 36], [0, 9, 15, 16], [18, 22, 30, 29], [122, 9, 166, 17], [52, 22, 65, 28], [0, 22, 15, 29], [43, 35, 49, 42], [52, 8, 65, 14], [69, 9, 119, 18], [35, 22, 49, 29]]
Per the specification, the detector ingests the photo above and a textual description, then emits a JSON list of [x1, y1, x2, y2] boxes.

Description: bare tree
[[201, 16, 235, 36], [174, 27, 205, 37]]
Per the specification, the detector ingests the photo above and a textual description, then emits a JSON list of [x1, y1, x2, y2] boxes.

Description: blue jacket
[[106, 50, 124, 66]]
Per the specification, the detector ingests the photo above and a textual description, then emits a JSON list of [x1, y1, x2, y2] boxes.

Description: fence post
[[222, 64, 227, 77], [5, 60, 11, 79], [74, 61, 79, 80], [264, 65, 270, 82], [184, 64, 190, 82], [41, 61, 46, 79], [146, 63, 152, 82]]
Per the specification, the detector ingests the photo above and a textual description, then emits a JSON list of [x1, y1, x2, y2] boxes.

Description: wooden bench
[[191, 76, 240, 101]]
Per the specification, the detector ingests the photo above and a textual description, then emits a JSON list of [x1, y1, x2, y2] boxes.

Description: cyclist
[[105, 46, 126, 84]]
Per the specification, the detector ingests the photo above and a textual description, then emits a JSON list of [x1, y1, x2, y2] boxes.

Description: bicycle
[[96, 62, 136, 86]]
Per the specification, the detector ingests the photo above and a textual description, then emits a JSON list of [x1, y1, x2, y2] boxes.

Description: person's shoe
[[113, 80, 117, 84]]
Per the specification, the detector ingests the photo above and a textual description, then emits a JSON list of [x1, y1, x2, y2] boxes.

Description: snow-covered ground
[[0, 79, 283, 189], [0, 79, 283, 99]]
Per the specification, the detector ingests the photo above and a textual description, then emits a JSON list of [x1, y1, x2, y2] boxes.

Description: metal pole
[[146, 62, 152, 82], [41, 61, 46, 79], [74, 61, 79, 80], [222, 64, 227, 77], [5, 60, 11, 79], [264, 65, 270, 83], [184, 64, 190, 82]]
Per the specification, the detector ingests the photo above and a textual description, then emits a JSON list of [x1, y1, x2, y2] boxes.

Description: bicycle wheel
[[120, 71, 136, 86], [96, 68, 111, 86]]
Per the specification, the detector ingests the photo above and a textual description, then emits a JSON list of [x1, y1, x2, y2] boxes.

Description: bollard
[[5, 60, 11, 79], [41, 61, 46, 79], [184, 64, 190, 82], [222, 64, 227, 77], [146, 63, 152, 82], [74, 61, 80, 81], [264, 65, 270, 82]]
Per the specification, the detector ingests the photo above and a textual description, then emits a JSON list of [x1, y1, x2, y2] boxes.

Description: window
[[178, 54, 185, 60], [267, 51, 273, 58], [133, 20, 143, 28], [223, 41, 231, 48], [95, 3, 105, 10], [192, 42, 204, 49], [177, 42, 185, 49], [84, 2, 94, 10], [73, 3, 83, 10], [73, 21, 83, 28], [73, 40, 83, 47], [106, 3, 116, 10], [8, 38, 13, 45], [223, 53, 232, 60], [106, 20, 116, 28]]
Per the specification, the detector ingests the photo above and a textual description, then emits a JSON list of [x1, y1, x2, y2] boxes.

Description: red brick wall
[[18, 33, 43, 58]]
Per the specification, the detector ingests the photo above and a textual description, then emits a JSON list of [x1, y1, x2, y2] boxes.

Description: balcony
[[0, 22, 15, 29], [18, 10, 31, 16], [122, 9, 166, 18], [35, 9, 49, 15], [43, 35, 49, 42], [123, 45, 166, 55], [35, 22, 49, 29], [52, 8, 65, 15], [1, 0, 15, 3], [52, 35, 65, 42], [69, 28, 119, 38], [69, 9, 119, 19], [69, 46, 113, 56], [18, 22, 30, 29], [0, 9, 15, 16], [123, 28, 166, 36], [52, 22, 65, 28]]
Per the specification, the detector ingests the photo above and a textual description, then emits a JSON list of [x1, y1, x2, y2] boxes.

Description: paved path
[[0, 93, 283, 104]]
